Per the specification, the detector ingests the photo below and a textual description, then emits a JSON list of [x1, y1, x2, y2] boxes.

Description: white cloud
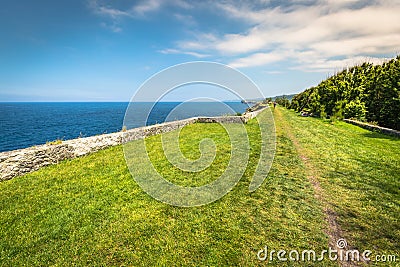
[[88, 0, 193, 19], [292, 56, 391, 72], [173, 13, 197, 26], [132, 0, 163, 16], [88, 0, 131, 19], [229, 51, 289, 68], [177, 33, 218, 50], [265, 70, 284, 74], [159, 48, 209, 58], [88, 0, 169, 32], [100, 22, 122, 33], [88, 0, 196, 33], [173, 0, 400, 71], [309, 34, 400, 57], [88, 0, 400, 71], [170, 0, 194, 10]]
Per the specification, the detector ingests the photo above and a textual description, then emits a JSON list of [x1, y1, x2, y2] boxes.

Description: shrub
[[344, 100, 367, 121]]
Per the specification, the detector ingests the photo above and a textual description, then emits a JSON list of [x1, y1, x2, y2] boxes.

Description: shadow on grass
[[361, 131, 400, 140]]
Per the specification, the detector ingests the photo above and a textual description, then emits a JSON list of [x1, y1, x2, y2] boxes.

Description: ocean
[[0, 102, 249, 152]]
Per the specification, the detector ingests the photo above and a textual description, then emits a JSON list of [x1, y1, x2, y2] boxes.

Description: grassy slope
[[276, 107, 399, 264], [0, 108, 398, 266]]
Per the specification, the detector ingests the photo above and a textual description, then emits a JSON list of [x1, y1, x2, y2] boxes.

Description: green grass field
[[0, 107, 398, 266], [276, 107, 400, 265]]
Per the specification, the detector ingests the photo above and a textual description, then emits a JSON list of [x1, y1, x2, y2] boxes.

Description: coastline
[[0, 101, 249, 153], [0, 106, 268, 181]]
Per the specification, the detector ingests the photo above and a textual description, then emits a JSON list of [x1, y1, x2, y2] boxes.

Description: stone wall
[[0, 107, 269, 181], [344, 119, 400, 137]]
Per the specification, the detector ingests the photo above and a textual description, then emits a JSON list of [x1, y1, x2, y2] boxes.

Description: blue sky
[[0, 0, 399, 101]]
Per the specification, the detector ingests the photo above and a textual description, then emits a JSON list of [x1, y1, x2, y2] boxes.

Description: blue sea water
[[0, 102, 249, 152]]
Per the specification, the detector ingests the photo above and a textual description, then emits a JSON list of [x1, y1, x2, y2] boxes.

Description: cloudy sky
[[1, 0, 399, 101]]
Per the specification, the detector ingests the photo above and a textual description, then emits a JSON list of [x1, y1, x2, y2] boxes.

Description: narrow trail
[[273, 107, 361, 267]]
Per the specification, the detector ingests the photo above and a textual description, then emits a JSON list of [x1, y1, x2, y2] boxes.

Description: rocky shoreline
[[0, 107, 268, 181]]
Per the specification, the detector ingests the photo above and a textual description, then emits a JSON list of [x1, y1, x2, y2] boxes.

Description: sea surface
[[0, 102, 249, 152]]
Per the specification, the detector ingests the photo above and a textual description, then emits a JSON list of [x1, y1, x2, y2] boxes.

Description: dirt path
[[274, 107, 361, 267]]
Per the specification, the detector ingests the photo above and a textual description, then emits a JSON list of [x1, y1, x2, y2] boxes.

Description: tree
[[287, 56, 400, 130]]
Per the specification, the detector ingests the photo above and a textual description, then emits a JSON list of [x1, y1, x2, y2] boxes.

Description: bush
[[344, 100, 367, 121]]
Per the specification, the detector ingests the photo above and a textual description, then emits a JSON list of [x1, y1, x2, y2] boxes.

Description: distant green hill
[[290, 56, 400, 130], [240, 94, 297, 104], [270, 94, 297, 101], [262, 94, 297, 108]]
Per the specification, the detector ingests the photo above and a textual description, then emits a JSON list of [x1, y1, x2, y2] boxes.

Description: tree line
[[289, 56, 400, 130]]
